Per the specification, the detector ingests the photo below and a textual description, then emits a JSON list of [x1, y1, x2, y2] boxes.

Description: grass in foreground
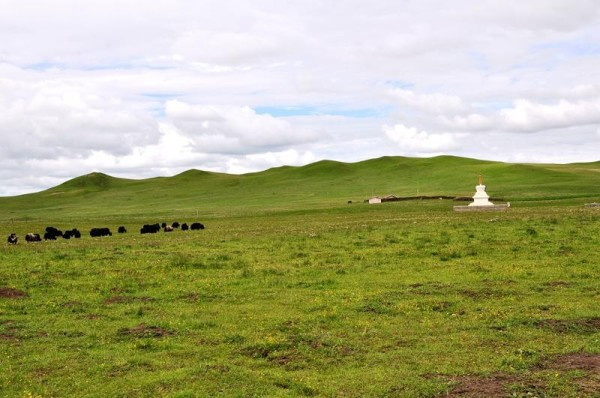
[[0, 201, 599, 397]]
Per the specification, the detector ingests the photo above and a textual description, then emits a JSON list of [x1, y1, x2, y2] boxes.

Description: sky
[[1, 0, 600, 196]]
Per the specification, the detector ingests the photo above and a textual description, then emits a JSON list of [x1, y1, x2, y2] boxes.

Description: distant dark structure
[[90, 228, 112, 237], [7, 233, 18, 244], [118, 226, 127, 234], [140, 224, 160, 234], [181, 223, 189, 231], [44, 227, 62, 240], [25, 233, 42, 242], [190, 222, 204, 230], [172, 222, 180, 229]]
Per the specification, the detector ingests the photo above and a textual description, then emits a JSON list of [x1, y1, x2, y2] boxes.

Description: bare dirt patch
[[118, 323, 172, 338], [0, 333, 18, 341], [543, 280, 571, 288], [442, 353, 600, 397], [178, 292, 222, 302], [443, 374, 515, 397], [546, 353, 600, 394], [441, 373, 547, 397], [179, 292, 200, 302], [0, 320, 21, 341], [546, 353, 600, 373], [0, 287, 28, 299], [535, 318, 600, 334]]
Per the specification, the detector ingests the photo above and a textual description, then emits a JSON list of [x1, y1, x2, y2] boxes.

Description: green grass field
[[1, 156, 599, 397]]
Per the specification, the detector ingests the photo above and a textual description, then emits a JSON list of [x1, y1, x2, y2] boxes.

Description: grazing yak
[[190, 222, 205, 230], [25, 233, 42, 242], [7, 233, 18, 244], [161, 222, 167, 228], [44, 226, 62, 240], [118, 226, 127, 234], [90, 228, 112, 237], [164, 225, 174, 232], [172, 222, 180, 229], [140, 223, 160, 234], [181, 223, 189, 231], [63, 228, 81, 239]]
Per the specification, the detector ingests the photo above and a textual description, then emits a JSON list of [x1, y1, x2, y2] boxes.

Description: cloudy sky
[[1, 0, 600, 196]]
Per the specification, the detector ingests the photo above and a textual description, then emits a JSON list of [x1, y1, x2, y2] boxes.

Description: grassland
[[0, 156, 599, 397]]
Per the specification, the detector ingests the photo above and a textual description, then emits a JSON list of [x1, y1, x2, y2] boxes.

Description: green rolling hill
[[0, 155, 599, 220]]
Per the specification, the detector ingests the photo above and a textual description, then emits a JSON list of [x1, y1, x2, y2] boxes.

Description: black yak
[[63, 229, 81, 239], [140, 224, 160, 234], [181, 223, 189, 231], [25, 233, 42, 242], [90, 228, 112, 237], [7, 233, 18, 244], [44, 232, 58, 240], [190, 222, 204, 230], [118, 226, 127, 234], [172, 222, 180, 228], [44, 227, 62, 240]]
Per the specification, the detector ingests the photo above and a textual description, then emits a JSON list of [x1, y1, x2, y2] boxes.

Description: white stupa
[[469, 175, 494, 207], [454, 175, 510, 212]]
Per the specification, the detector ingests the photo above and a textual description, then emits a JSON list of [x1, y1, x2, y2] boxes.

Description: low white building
[[368, 197, 382, 204]]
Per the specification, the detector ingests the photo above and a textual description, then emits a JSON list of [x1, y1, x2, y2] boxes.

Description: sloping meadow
[[1, 202, 599, 396]]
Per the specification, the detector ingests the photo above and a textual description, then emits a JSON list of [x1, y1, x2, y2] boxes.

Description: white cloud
[[0, 80, 159, 159], [226, 149, 317, 174], [165, 100, 318, 153], [388, 88, 467, 114], [439, 113, 493, 131], [383, 124, 458, 153], [500, 98, 600, 132]]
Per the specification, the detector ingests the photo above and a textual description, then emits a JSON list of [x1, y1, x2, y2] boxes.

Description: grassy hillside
[[0, 155, 599, 221]]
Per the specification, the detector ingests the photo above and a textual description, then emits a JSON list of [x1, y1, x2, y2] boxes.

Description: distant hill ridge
[[1, 155, 599, 218]]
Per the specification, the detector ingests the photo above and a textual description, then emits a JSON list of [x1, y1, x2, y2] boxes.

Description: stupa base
[[453, 203, 511, 212]]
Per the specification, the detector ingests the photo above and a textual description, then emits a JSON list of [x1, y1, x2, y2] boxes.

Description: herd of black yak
[[6, 221, 204, 244]]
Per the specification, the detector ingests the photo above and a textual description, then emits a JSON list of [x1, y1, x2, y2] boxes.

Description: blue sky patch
[[255, 105, 390, 118], [141, 93, 182, 100], [383, 80, 414, 89], [532, 40, 600, 57], [23, 62, 66, 71]]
